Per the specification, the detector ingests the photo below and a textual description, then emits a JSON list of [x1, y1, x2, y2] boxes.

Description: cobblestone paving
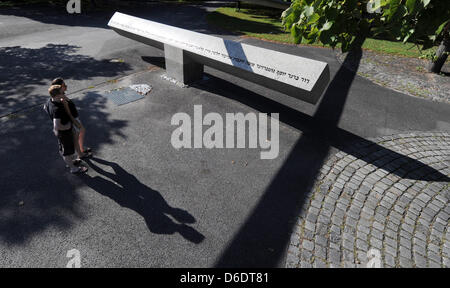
[[286, 132, 450, 268]]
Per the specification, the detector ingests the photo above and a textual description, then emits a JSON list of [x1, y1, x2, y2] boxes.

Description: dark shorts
[[57, 129, 75, 156]]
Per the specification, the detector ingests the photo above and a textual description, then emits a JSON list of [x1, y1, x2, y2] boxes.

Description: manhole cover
[[104, 87, 147, 106]]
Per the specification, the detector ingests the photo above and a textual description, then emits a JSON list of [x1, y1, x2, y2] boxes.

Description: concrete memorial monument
[[108, 12, 329, 104]]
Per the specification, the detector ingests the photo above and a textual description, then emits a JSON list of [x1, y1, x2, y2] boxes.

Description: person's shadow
[[81, 157, 205, 244]]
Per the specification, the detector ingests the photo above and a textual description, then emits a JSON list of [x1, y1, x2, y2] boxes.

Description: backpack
[[43, 99, 53, 121]]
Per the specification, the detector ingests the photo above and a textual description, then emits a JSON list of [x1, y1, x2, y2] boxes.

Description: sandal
[[71, 166, 88, 174], [83, 147, 92, 153]]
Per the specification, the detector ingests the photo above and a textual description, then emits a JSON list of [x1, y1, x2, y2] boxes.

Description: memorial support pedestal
[[164, 44, 204, 84]]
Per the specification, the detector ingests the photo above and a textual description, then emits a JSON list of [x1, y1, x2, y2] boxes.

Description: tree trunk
[[428, 23, 450, 74], [428, 38, 449, 74]]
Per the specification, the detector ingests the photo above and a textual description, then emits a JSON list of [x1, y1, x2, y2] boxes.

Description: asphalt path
[[0, 2, 449, 268]]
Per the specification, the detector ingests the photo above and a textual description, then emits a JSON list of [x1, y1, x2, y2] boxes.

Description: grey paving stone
[[423, 207, 439, 219], [360, 211, 373, 221], [401, 224, 415, 234], [345, 217, 358, 229], [306, 211, 319, 224], [384, 236, 397, 248], [313, 258, 328, 268], [386, 221, 399, 232], [381, 177, 394, 187], [413, 253, 428, 268], [359, 217, 372, 228], [398, 195, 412, 206], [399, 236, 412, 249], [383, 253, 396, 267], [317, 215, 331, 225], [376, 206, 389, 217], [314, 244, 327, 259], [357, 225, 371, 236], [347, 209, 360, 220], [370, 238, 383, 250], [443, 246, 450, 258], [394, 183, 408, 192], [385, 229, 397, 240], [428, 251, 442, 263], [371, 229, 384, 241], [385, 244, 398, 257], [304, 220, 315, 232], [302, 240, 315, 251], [310, 199, 322, 209], [399, 257, 414, 268], [342, 249, 355, 262], [356, 239, 369, 251], [431, 199, 446, 211], [417, 193, 432, 204], [303, 228, 315, 241], [357, 230, 369, 242], [334, 182, 344, 190], [329, 242, 340, 252], [435, 195, 448, 206], [300, 249, 313, 262], [428, 243, 441, 255], [380, 199, 394, 210], [288, 245, 300, 256], [342, 239, 354, 251], [393, 204, 405, 214], [329, 249, 341, 265], [412, 243, 427, 257], [315, 235, 328, 247], [433, 222, 445, 234], [373, 221, 384, 232], [316, 223, 329, 236], [323, 195, 336, 210], [320, 208, 333, 218], [290, 234, 300, 247], [330, 225, 341, 235], [286, 253, 300, 268], [399, 246, 412, 259], [365, 198, 379, 210], [413, 232, 427, 247], [420, 212, 434, 223], [344, 262, 357, 268], [373, 213, 387, 224], [376, 182, 390, 191], [428, 260, 442, 268], [329, 232, 341, 244], [356, 250, 368, 265], [359, 185, 372, 195], [443, 257, 450, 268], [403, 216, 415, 226], [362, 206, 375, 217], [300, 261, 312, 268], [333, 208, 346, 220]]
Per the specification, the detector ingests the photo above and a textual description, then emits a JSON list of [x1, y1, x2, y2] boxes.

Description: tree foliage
[[282, 0, 450, 52]]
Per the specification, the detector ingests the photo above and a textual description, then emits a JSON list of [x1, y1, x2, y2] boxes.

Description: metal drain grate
[[104, 87, 146, 106]]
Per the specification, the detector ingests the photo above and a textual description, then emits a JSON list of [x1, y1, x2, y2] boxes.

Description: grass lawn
[[206, 6, 437, 59]]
